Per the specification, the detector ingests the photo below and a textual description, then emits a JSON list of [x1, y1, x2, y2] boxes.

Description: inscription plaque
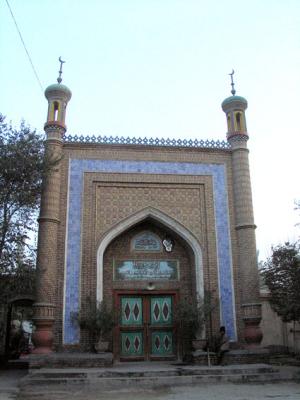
[[114, 260, 179, 281], [132, 232, 162, 252]]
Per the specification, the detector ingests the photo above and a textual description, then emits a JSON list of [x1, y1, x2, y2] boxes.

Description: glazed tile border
[[63, 159, 236, 343]]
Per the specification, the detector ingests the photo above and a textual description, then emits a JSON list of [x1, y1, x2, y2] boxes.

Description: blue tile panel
[[64, 159, 236, 344]]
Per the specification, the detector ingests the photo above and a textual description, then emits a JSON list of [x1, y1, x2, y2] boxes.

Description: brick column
[[222, 93, 262, 347], [230, 137, 262, 346], [32, 79, 71, 353], [32, 124, 64, 353]]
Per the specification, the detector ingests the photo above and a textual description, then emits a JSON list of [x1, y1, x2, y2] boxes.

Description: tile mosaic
[[63, 159, 236, 344]]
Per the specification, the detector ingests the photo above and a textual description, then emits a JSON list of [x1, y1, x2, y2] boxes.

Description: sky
[[1, 0, 300, 260]]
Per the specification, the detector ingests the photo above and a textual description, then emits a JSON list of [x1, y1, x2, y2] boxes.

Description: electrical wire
[[5, 0, 44, 93]]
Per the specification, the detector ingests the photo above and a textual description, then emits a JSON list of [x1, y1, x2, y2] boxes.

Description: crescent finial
[[228, 69, 236, 95], [57, 57, 66, 84]]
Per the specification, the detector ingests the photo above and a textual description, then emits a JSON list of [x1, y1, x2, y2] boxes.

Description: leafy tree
[[261, 242, 300, 324], [0, 114, 47, 301], [295, 200, 300, 228], [174, 291, 219, 357]]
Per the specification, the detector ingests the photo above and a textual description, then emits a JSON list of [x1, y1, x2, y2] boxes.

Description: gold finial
[[229, 69, 236, 96], [57, 56, 66, 84]]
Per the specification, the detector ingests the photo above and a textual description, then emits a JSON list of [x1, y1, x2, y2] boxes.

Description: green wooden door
[[119, 297, 144, 359], [149, 296, 175, 358], [118, 294, 176, 360]]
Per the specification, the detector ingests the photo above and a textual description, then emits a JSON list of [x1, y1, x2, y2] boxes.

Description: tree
[[174, 291, 219, 357], [295, 200, 300, 228], [76, 297, 114, 352], [0, 114, 47, 301], [261, 242, 300, 350]]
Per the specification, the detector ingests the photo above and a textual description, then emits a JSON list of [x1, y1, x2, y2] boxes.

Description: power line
[[5, 0, 44, 93]]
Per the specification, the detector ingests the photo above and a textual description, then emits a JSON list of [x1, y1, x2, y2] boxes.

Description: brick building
[[32, 72, 263, 361]]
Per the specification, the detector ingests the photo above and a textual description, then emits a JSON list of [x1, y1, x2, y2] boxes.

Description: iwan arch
[[32, 69, 263, 361], [96, 207, 204, 303]]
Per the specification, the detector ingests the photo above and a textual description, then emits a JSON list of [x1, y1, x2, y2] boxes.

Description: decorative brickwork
[[62, 159, 237, 345], [34, 81, 263, 358], [226, 95, 263, 346], [32, 80, 71, 353], [63, 134, 230, 149]]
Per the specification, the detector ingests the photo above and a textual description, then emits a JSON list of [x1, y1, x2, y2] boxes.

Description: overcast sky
[[1, 0, 300, 260]]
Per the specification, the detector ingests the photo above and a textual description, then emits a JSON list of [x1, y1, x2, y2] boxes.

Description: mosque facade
[[32, 72, 263, 361]]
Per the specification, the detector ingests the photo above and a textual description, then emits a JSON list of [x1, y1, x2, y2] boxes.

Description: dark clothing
[[216, 332, 229, 365]]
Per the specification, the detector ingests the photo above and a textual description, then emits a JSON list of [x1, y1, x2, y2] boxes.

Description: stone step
[[26, 352, 113, 369], [21, 364, 296, 392], [25, 365, 277, 379], [269, 356, 300, 367], [21, 372, 284, 392], [17, 392, 69, 400]]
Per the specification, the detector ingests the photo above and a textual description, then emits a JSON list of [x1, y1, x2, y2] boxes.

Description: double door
[[116, 293, 177, 361]]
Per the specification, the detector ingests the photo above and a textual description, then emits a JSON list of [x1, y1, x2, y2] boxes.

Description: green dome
[[221, 95, 247, 109], [45, 83, 72, 100]]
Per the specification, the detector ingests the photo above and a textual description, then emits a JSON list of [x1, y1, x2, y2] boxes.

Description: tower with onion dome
[[222, 70, 262, 346], [32, 58, 72, 353]]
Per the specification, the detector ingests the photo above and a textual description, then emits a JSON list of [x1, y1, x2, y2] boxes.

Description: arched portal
[[96, 207, 203, 360], [96, 207, 203, 304]]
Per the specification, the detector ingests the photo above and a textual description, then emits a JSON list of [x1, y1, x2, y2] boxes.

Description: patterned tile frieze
[[63, 159, 236, 344], [95, 185, 202, 241]]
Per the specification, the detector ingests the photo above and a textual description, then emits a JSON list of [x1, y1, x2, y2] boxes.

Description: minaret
[[222, 71, 262, 346], [32, 58, 72, 353]]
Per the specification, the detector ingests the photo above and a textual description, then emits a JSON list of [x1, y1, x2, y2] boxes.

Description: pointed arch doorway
[[97, 207, 203, 361]]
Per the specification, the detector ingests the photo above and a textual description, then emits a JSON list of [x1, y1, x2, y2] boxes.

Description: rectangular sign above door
[[114, 260, 179, 281]]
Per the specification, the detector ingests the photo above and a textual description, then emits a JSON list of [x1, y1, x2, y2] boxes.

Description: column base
[[242, 303, 263, 348], [31, 346, 53, 355], [32, 303, 55, 354]]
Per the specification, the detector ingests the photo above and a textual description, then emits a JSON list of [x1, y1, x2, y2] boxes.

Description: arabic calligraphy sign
[[114, 260, 179, 281]]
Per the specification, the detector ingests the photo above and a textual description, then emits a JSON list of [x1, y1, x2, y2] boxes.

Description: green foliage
[[77, 298, 114, 340], [0, 265, 36, 302], [261, 242, 300, 323], [295, 199, 300, 228], [175, 291, 218, 338], [0, 113, 48, 302]]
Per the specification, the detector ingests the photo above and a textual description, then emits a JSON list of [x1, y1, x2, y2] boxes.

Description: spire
[[57, 56, 65, 84], [44, 58, 72, 132], [229, 69, 236, 96], [221, 70, 248, 141]]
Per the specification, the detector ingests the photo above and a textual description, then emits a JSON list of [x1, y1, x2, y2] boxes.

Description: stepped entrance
[[114, 291, 178, 361]]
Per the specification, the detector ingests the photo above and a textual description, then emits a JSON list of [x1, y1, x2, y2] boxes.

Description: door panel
[[150, 296, 172, 325], [121, 297, 143, 326], [120, 297, 144, 358], [120, 331, 143, 357], [151, 331, 174, 356], [149, 296, 175, 358]]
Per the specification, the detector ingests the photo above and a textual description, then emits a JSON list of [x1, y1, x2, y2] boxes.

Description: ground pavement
[[0, 369, 27, 400], [1, 364, 300, 400], [53, 382, 300, 400]]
